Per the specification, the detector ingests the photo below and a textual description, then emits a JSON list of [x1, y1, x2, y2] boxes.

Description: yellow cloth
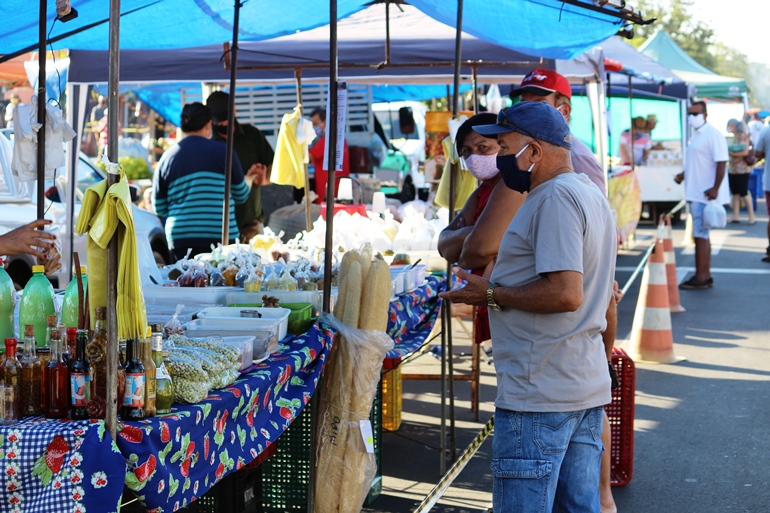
[[434, 135, 477, 209], [75, 172, 147, 339], [270, 105, 307, 189]]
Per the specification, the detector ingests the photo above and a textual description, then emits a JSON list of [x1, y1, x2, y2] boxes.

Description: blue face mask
[[313, 125, 324, 138], [497, 143, 534, 193]]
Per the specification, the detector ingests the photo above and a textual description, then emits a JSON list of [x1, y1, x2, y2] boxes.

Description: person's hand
[[438, 267, 490, 306], [247, 163, 268, 181], [674, 172, 684, 184], [0, 220, 56, 259], [704, 186, 719, 200], [612, 280, 623, 303]]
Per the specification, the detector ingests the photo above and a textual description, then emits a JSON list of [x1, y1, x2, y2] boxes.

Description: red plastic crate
[[605, 347, 636, 487]]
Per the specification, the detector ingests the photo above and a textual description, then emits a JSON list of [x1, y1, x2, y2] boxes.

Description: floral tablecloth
[[0, 321, 337, 513], [0, 418, 126, 513], [386, 275, 444, 359]]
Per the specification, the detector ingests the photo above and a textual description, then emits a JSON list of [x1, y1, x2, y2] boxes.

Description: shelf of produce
[[0, 321, 338, 513]]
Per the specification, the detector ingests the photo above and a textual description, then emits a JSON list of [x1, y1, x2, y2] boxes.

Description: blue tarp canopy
[[66, 3, 604, 84], [2, 0, 622, 60]]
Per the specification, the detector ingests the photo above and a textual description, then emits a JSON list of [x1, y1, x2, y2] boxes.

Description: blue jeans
[[492, 407, 604, 513]]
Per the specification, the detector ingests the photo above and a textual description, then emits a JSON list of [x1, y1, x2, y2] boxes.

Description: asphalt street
[[364, 205, 770, 513]]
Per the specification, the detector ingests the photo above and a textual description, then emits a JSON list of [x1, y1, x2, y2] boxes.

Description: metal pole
[[472, 67, 479, 114], [36, 0, 47, 221], [322, 0, 339, 314], [296, 68, 313, 232], [628, 75, 634, 172], [606, 72, 612, 165], [445, 0, 464, 467], [221, 0, 242, 245], [105, 0, 122, 440]]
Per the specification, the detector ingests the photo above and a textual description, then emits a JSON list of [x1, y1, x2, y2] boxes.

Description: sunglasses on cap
[[496, 108, 537, 139]]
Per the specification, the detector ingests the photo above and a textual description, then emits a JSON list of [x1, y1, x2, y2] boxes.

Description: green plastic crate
[[261, 382, 383, 511], [280, 303, 314, 335]]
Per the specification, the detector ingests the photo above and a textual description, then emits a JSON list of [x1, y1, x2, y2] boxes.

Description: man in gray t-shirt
[[441, 102, 616, 512]]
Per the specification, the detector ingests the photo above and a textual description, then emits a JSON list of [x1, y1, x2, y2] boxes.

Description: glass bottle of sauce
[[152, 325, 173, 414], [121, 338, 145, 421], [86, 307, 108, 419], [140, 328, 157, 417], [70, 329, 91, 420], [45, 327, 69, 419], [20, 324, 42, 416], [1, 338, 22, 424]]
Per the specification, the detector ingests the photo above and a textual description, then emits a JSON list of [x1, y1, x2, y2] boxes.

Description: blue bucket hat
[[473, 101, 572, 149]]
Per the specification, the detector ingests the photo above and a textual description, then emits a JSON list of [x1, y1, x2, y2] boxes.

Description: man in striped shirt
[[153, 102, 249, 261]]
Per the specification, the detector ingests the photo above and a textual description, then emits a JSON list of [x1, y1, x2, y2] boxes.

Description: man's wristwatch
[[487, 282, 502, 311]]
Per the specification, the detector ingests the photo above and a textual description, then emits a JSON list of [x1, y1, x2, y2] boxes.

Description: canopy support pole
[[607, 72, 612, 165], [322, 0, 339, 314], [295, 68, 313, 232], [105, 0, 122, 440], [628, 75, 634, 172], [36, 0, 47, 222], [222, 0, 243, 245], [441, 0, 464, 472], [472, 66, 479, 114]]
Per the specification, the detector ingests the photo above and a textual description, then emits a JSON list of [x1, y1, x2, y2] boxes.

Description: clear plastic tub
[[195, 307, 290, 340], [226, 289, 337, 317], [183, 318, 282, 350], [219, 336, 255, 371]]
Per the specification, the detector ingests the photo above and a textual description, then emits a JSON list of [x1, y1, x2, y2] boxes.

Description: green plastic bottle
[[61, 266, 88, 329], [0, 259, 15, 342], [18, 265, 56, 348]]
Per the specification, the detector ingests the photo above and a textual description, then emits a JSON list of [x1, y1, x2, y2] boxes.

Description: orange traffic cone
[[662, 215, 685, 313], [628, 239, 685, 364]]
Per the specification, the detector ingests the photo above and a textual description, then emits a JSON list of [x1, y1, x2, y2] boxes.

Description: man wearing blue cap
[[441, 101, 617, 512]]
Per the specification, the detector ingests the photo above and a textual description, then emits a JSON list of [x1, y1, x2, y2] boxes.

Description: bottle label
[[151, 337, 163, 352], [156, 363, 171, 381], [147, 377, 156, 401], [70, 373, 91, 406], [124, 374, 146, 407]]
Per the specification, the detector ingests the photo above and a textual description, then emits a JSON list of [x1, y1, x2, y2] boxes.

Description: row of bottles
[[0, 312, 173, 424], [0, 264, 87, 347]]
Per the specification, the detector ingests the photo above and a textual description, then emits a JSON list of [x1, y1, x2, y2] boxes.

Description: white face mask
[[463, 153, 500, 181], [688, 113, 705, 129]]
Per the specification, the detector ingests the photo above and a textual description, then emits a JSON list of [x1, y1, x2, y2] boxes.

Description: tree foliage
[[629, 0, 770, 108]]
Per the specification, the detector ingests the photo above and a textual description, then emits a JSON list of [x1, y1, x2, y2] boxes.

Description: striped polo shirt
[[153, 135, 249, 244]]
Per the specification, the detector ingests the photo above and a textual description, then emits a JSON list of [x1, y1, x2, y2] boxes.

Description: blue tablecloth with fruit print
[[0, 320, 337, 513], [117, 320, 337, 511], [386, 275, 444, 359]]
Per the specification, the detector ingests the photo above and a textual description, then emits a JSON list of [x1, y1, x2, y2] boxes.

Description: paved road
[[365, 211, 770, 512]]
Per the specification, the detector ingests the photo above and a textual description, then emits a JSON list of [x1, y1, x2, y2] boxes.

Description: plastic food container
[[281, 303, 313, 335], [195, 307, 290, 340], [144, 284, 238, 306], [250, 331, 274, 361], [183, 318, 282, 349], [227, 289, 337, 317], [390, 270, 405, 297], [219, 336, 254, 371], [390, 265, 417, 292]]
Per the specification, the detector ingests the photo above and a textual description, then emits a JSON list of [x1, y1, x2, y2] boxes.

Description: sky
[[686, 0, 767, 66]]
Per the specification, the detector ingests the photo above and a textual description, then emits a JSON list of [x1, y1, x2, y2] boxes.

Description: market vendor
[[619, 116, 652, 166], [153, 102, 249, 261], [206, 91, 275, 242], [309, 108, 350, 203]]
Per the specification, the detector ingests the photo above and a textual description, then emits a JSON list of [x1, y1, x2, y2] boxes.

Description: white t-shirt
[[683, 121, 729, 204], [749, 119, 764, 148], [755, 125, 770, 192]]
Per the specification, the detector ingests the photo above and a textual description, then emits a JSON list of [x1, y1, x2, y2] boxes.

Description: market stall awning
[[67, 3, 604, 85], [639, 30, 747, 99], [2, 0, 624, 60]]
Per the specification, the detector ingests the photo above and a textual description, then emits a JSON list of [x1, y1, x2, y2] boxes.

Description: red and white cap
[[509, 68, 572, 100]]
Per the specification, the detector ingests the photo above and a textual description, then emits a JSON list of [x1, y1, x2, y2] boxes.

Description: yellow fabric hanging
[[75, 171, 147, 339], [434, 135, 477, 210], [270, 105, 307, 189]]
